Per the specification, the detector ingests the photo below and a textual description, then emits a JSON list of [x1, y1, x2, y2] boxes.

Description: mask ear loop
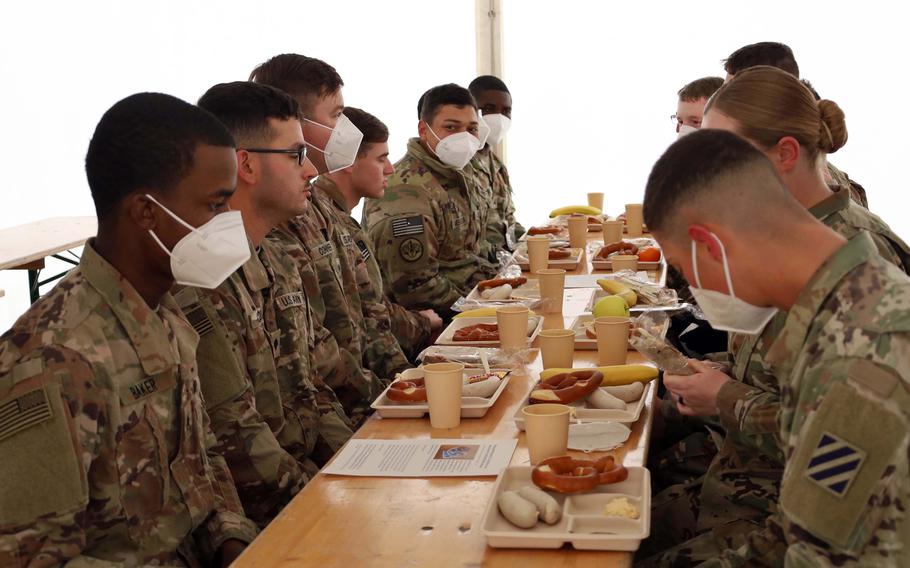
[[691, 233, 736, 297], [691, 239, 703, 289], [144, 194, 201, 262]]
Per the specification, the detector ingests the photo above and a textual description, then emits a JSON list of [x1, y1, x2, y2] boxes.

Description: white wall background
[[1, 0, 909, 330]]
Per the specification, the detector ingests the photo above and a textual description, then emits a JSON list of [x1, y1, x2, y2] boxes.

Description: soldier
[[176, 81, 353, 527], [672, 76, 724, 138], [363, 83, 498, 315], [640, 129, 910, 565], [468, 75, 525, 256], [251, 53, 386, 425], [315, 106, 444, 361], [642, 68, 910, 564], [0, 93, 258, 566]]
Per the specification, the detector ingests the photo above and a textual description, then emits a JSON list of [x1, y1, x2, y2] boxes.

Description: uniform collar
[[765, 232, 878, 376], [407, 137, 463, 181], [81, 239, 178, 376], [808, 186, 851, 223], [239, 240, 269, 293], [315, 175, 352, 215]]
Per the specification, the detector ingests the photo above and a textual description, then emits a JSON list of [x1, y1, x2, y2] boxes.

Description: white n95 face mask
[[304, 114, 364, 173], [145, 194, 250, 289], [482, 113, 511, 146], [689, 234, 778, 335], [476, 114, 491, 147], [677, 124, 698, 139], [426, 123, 482, 170]]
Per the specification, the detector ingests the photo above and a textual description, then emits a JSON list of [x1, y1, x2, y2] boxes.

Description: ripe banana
[[538, 365, 658, 385], [549, 205, 602, 218], [454, 307, 498, 319], [596, 279, 638, 307]]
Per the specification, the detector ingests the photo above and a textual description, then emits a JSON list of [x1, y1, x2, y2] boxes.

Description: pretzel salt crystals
[[528, 370, 604, 404]]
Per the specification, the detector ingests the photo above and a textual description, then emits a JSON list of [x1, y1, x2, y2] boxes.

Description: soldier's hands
[[419, 309, 444, 332], [216, 538, 247, 567], [663, 358, 732, 417]]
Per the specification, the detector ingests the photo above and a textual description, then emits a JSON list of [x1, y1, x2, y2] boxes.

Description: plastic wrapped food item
[[612, 270, 678, 306], [416, 346, 536, 370], [629, 313, 694, 375]]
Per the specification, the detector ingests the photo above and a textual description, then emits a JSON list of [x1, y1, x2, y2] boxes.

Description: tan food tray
[[436, 316, 543, 347], [371, 368, 511, 419], [512, 378, 654, 429], [512, 243, 583, 272], [590, 244, 661, 271], [481, 465, 651, 550]]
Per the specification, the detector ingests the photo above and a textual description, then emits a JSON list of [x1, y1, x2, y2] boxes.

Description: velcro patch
[[277, 292, 306, 310], [0, 388, 52, 442], [399, 237, 425, 263], [183, 304, 214, 336], [391, 215, 425, 237], [805, 432, 866, 497], [119, 371, 177, 406], [356, 240, 373, 262], [341, 234, 355, 247], [316, 242, 335, 258]]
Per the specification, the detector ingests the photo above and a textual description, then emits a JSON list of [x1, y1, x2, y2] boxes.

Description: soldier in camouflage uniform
[[250, 54, 387, 424], [363, 84, 499, 315], [176, 82, 353, 528], [0, 93, 257, 566], [315, 106, 444, 361], [639, 129, 910, 566]]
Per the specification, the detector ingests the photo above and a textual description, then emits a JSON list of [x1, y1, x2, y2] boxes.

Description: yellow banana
[[549, 205, 602, 218], [596, 279, 638, 307], [538, 365, 657, 385], [454, 307, 498, 319]]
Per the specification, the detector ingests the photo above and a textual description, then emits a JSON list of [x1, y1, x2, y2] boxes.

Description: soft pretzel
[[387, 377, 427, 403], [595, 241, 639, 260], [531, 455, 628, 493], [453, 323, 500, 342], [528, 370, 604, 404], [528, 226, 562, 235], [478, 276, 528, 291]]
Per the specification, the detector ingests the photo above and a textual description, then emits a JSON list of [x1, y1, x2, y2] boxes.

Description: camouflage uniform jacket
[[0, 241, 257, 567], [174, 243, 316, 528], [473, 145, 524, 256], [704, 233, 910, 566], [313, 176, 411, 378], [362, 138, 499, 314], [267, 220, 383, 428], [827, 162, 868, 209]]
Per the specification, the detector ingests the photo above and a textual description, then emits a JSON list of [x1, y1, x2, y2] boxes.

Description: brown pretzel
[[529, 370, 604, 404], [477, 276, 528, 291], [531, 455, 628, 493], [453, 323, 500, 342], [549, 249, 572, 260], [595, 241, 639, 260], [528, 226, 562, 235], [387, 377, 427, 403]]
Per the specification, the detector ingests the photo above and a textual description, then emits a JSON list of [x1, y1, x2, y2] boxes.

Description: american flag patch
[[183, 304, 214, 336], [391, 216, 424, 237], [805, 432, 866, 497], [0, 389, 52, 442], [356, 240, 372, 261]]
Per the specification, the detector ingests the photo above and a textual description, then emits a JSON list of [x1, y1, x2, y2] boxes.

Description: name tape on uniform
[[277, 292, 306, 310], [392, 216, 425, 237]]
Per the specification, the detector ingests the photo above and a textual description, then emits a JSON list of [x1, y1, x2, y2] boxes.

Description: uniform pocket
[[116, 402, 169, 543]]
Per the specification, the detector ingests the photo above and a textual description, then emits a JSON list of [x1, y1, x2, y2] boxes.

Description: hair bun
[[818, 99, 848, 154]]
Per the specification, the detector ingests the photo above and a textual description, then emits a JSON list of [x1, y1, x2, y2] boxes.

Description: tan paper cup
[[526, 236, 549, 274], [611, 254, 639, 272], [538, 329, 575, 369], [567, 214, 588, 249], [536, 268, 566, 314], [423, 362, 465, 429], [587, 192, 604, 211], [522, 403, 571, 464], [602, 221, 624, 244], [595, 316, 630, 366], [625, 203, 644, 237], [497, 306, 530, 351]]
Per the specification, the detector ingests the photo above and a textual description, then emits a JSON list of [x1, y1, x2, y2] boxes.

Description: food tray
[[590, 244, 661, 271], [518, 227, 569, 242], [371, 368, 512, 418], [481, 465, 651, 550], [465, 280, 541, 303], [512, 244, 583, 272], [436, 316, 543, 347], [512, 378, 654, 429]]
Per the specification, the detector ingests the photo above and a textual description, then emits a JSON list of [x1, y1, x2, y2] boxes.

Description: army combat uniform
[[311, 177, 412, 376], [473, 145, 524, 257], [0, 242, 258, 567], [362, 138, 499, 315], [315, 176, 432, 361]]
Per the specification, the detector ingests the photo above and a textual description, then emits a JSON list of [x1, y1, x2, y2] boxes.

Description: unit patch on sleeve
[[399, 238, 425, 262], [805, 431, 867, 497], [391, 216, 425, 237]]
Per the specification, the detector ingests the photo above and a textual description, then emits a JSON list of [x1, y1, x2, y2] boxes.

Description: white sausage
[[602, 382, 644, 403], [586, 388, 626, 410], [498, 491, 539, 528], [517, 486, 562, 525]]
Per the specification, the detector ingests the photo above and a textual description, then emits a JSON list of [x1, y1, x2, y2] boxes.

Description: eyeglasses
[[241, 146, 308, 166]]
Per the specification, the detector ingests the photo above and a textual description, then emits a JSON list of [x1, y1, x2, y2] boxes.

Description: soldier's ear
[[127, 192, 159, 231], [236, 150, 258, 185]]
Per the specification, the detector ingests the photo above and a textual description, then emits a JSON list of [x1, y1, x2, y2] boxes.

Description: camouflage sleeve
[[387, 300, 432, 360], [715, 381, 780, 437], [482, 201, 508, 261], [361, 299, 411, 379]]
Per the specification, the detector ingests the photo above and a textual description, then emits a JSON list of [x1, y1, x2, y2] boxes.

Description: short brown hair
[[706, 65, 847, 162], [677, 77, 724, 102], [249, 53, 343, 116], [342, 107, 388, 157]]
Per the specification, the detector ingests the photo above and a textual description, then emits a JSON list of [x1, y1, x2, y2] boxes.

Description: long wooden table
[[236, 234, 659, 568]]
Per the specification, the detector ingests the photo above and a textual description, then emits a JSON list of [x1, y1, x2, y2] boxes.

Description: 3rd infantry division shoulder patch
[[805, 431, 866, 497]]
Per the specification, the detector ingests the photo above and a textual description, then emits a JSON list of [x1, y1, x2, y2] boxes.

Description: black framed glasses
[[241, 146, 308, 166]]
